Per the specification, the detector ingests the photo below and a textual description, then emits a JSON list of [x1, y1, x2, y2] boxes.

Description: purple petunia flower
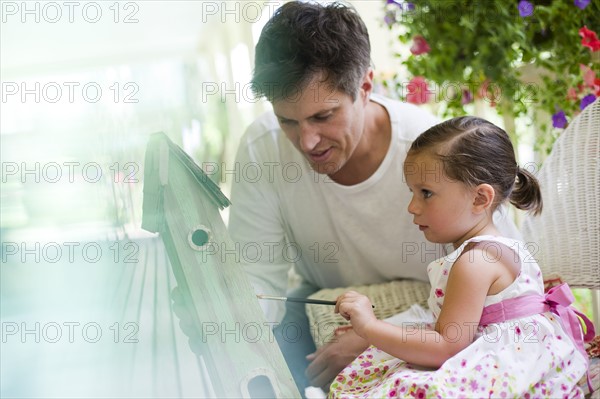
[[387, 0, 414, 10], [518, 0, 534, 17], [580, 94, 596, 110], [384, 12, 395, 27], [552, 110, 568, 128], [461, 89, 474, 105], [574, 0, 590, 10]]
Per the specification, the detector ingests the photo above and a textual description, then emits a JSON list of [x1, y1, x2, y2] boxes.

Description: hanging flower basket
[[383, 0, 599, 151]]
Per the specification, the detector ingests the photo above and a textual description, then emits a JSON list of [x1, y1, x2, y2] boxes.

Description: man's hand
[[304, 328, 368, 390], [171, 286, 203, 355]]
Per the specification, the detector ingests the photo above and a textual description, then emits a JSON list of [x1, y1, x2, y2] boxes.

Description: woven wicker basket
[[306, 279, 431, 347]]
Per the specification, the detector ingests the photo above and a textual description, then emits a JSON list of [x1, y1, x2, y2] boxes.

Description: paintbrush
[[256, 294, 374, 308]]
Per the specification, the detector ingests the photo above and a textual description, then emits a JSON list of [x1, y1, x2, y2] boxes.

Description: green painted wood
[[141, 133, 300, 398]]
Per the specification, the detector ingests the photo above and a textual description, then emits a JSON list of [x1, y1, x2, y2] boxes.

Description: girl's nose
[[407, 197, 420, 215]]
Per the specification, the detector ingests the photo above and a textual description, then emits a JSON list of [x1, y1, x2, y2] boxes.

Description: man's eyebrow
[[274, 113, 293, 122], [276, 106, 339, 122]]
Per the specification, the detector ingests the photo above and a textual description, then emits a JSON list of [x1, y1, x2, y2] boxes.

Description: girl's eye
[[422, 189, 432, 199]]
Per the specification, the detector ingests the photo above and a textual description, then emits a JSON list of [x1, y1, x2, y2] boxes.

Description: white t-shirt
[[228, 94, 521, 322]]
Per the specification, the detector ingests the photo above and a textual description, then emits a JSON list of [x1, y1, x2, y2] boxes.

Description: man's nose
[[298, 123, 320, 152]]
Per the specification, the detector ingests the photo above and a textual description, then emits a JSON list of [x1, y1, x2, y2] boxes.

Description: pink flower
[[580, 64, 600, 95], [410, 35, 431, 55], [581, 64, 597, 87], [478, 79, 501, 107], [435, 288, 444, 298], [567, 87, 579, 101], [415, 388, 427, 399], [406, 76, 431, 105], [579, 26, 600, 51]]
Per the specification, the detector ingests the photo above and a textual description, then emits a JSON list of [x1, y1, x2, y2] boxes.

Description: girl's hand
[[334, 291, 376, 339]]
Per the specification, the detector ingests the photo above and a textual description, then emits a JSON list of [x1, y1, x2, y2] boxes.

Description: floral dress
[[329, 235, 588, 399]]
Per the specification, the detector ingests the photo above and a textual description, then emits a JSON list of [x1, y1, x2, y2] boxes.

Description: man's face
[[272, 75, 369, 176]]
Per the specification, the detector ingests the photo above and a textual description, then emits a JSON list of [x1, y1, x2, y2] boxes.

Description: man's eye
[[313, 113, 331, 121], [422, 190, 432, 199]]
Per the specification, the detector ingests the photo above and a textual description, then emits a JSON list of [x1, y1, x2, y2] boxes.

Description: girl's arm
[[336, 246, 512, 368]]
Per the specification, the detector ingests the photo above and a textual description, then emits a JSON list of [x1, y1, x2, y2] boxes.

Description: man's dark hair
[[251, 1, 371, 103]]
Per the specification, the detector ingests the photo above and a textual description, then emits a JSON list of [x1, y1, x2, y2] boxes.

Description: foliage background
[[383, 0, 600, 153]]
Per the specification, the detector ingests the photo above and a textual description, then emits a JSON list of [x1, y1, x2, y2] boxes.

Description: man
[[177, 1, 520, 395]]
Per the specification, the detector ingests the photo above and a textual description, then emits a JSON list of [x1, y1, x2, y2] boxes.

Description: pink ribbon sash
[[480, 283, 595, 391]]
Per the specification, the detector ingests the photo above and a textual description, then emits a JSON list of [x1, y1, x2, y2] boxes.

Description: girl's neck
[[452, 219, 500, 249]]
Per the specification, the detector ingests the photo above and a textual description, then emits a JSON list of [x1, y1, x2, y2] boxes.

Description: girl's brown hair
[[408, 116, 542, 215]]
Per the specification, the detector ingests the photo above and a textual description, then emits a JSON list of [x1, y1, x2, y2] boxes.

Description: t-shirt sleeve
[[227, 127, 292, 324], [394, 102, 441, 142]]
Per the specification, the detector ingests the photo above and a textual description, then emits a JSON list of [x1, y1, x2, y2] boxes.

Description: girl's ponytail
[[510, 167, 543, 216]]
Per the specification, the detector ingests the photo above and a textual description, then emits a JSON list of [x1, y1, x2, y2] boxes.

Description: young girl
[[329, 117, 594, 398]]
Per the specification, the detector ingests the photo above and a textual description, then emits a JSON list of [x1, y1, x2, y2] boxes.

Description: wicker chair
[[306, 99, 600, 395], [521, 98, 599, 306], [521, 98, 600, 396]]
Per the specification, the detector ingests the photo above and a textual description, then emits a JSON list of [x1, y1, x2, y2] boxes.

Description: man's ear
[[359, 68, 374, 104], [473, 183, 495, 214]]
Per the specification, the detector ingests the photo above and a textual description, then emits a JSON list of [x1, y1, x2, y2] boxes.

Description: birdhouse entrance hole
[[247, 375, 277, 398], [188, 225, 212, 250], [240, 369, 282, 398]]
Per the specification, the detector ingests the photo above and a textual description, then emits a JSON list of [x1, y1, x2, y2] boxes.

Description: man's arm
[[228, 130, 292, 323]]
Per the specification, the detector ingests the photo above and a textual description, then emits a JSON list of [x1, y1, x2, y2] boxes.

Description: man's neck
[[329, 100, 392, 186]]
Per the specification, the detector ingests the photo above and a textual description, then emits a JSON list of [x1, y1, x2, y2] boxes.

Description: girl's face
[[403, 152, 480, 249]]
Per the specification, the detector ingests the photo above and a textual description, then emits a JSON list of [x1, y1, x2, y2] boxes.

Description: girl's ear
[[472, 183, 495, 214]]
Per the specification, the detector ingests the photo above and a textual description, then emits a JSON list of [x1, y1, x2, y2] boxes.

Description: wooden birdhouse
[[141, 132, 300, 398]]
